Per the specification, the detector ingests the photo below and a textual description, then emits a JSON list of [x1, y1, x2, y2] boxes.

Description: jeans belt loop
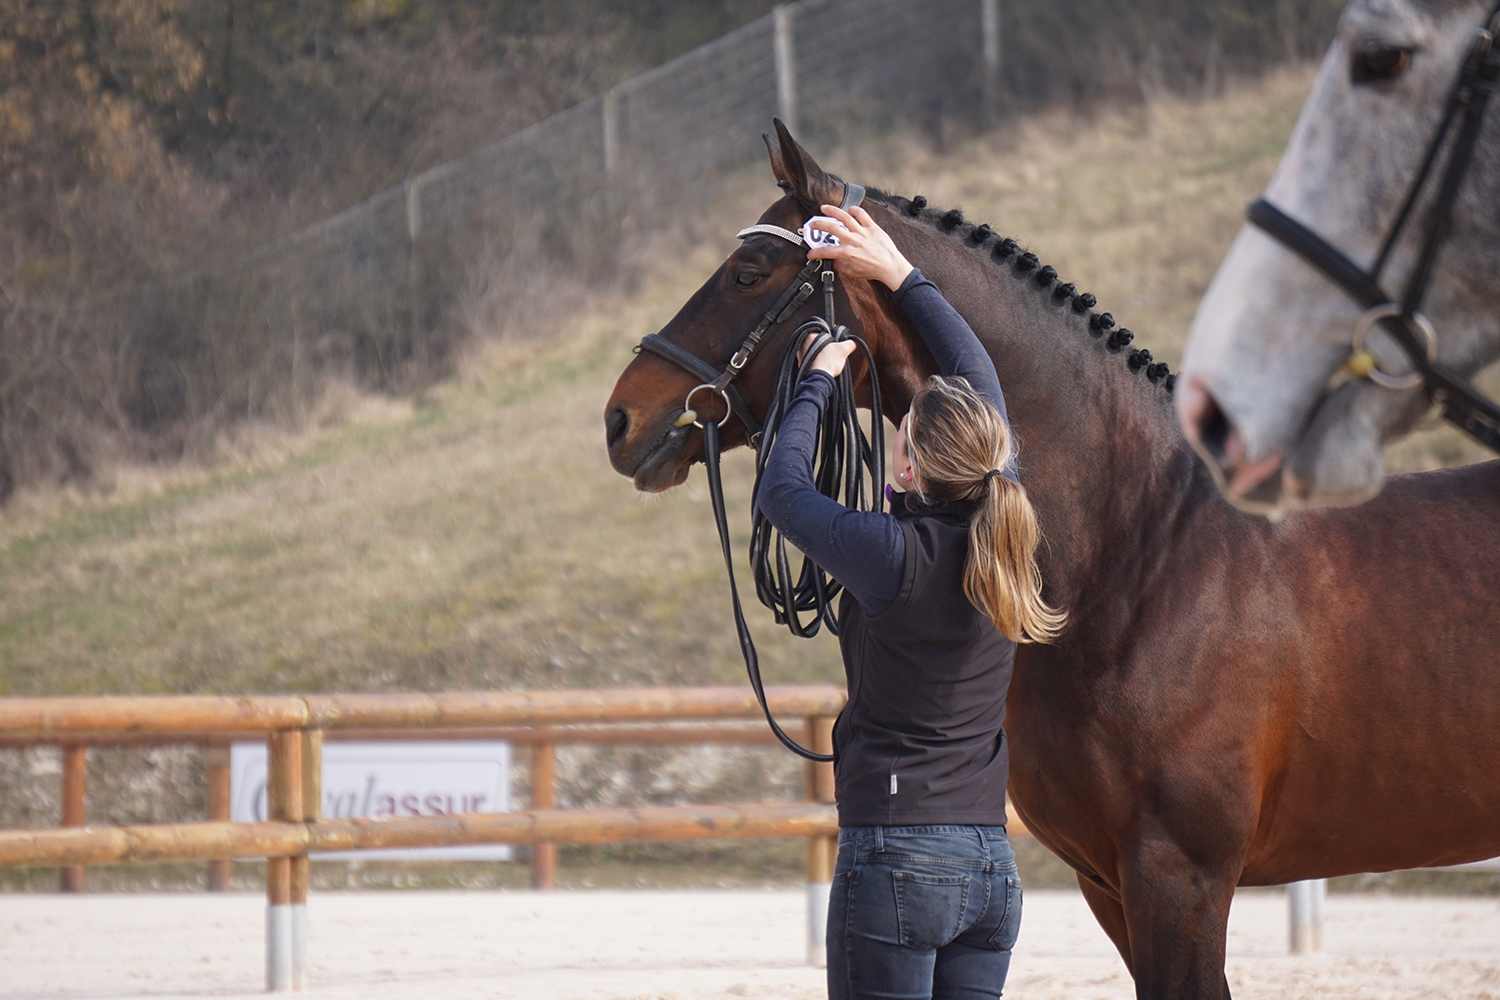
[[977, 826, 995, 873], [874, 826, 884, 854]]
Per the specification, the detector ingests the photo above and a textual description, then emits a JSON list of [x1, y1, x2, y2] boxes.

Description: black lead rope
[[640, 182, 876, 761], [700, 292, 884, 763]]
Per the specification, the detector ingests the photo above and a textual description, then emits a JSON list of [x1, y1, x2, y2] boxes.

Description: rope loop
[[749, 320, 886, 641]]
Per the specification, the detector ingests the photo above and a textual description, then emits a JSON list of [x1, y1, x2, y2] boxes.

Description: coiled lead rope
[[702, 271, 884, 762]]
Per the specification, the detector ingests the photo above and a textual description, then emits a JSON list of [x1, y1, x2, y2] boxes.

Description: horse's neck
[[890, 244, 1211, 609]]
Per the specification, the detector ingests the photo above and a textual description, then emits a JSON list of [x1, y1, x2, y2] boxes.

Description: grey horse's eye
[[1352, 46, 1412, 83]]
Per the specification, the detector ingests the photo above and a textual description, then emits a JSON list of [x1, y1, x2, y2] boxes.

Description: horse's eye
[[1352, 46, 1411, 83], [734, 271, 764, 288]]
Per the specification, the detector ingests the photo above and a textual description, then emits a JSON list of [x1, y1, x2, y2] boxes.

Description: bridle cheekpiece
[[636, 183, 865, 448], [1247, 1, 1500, 451]]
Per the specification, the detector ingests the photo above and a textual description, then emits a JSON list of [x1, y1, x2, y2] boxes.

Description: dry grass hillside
[[4, 64, 1496, 888], [3, 67, 1341, 702]]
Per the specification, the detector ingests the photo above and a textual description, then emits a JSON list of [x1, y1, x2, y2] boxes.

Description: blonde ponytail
[[964, 474, 1066, 642], [905, 376, 1066, 643]]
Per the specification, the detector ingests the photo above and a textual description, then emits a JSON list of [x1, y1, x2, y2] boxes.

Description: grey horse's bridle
[[1248, 1, 1500, 453]]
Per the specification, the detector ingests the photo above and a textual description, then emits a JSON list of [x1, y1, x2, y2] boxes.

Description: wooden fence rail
[[0, 686, 848, 737], [0, 685, 846, 992], [3, 722, 789, 891]]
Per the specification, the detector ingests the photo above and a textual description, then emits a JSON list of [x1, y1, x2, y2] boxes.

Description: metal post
[[1288, 878, 1325, 954], [59, 744, 87, 893], [266, 731, 306, 992], [405, 177, 421, 244], [774, 5, 797, 136], [981, 0, 1002, 127], [405, 175, 424, 341], [206, 743, 233, 891], [603, 88, 621, 179], [530, 741, 557, 890], [805, 716, 836, 967]]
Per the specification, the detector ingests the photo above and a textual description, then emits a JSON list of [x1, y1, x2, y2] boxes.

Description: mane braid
[[872, 190, 1176, 395]]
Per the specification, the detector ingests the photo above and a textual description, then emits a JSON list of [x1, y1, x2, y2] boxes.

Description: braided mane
[[865, 188, 1176, 394]]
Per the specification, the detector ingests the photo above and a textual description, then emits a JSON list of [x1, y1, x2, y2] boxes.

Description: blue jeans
[[827, 825, 1021, 1000]]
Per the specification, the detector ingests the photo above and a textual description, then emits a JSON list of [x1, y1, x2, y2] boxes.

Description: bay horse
[[604, 122, 1500, 999], [1180, 0, 1500, 513]]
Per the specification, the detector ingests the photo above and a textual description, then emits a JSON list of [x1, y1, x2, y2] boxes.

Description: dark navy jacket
[[756, 269, 1017, 826]]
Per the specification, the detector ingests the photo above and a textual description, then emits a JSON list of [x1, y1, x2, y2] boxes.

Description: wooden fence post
[[531, 740, 557, 890], [205, 743, 232, 891], [266, 731, 306, 992], [298, 731, 319, 987], [804, 716, 836, 967], [59, 744, 87, 893]]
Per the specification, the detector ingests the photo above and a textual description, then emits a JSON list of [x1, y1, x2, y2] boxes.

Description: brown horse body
[[603, 125, 1500, 999]]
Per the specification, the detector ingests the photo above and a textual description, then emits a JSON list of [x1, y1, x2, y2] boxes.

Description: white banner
[[230, 740, 512, 860]]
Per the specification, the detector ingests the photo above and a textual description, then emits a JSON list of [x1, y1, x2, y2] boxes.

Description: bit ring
[[684, 384, 732, 429], [1351, 304, 1436, 390]]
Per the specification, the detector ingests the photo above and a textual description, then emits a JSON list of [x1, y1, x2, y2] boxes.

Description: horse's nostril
[[1180, 378, 1233, 466], [606, 408, 629, 451], [1197, 395, 1231, 464]]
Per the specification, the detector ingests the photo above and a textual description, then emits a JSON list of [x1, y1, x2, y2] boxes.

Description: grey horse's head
[[1179, 0, 1500, 512]]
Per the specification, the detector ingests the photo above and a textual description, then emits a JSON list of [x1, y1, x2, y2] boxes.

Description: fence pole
[[603, 88, 621, 179], [405, 177, 420, 347], [1287, 878, 1325, 954], [266, 731, 305, 992], [774, 5, 797, 136], [530, 741, 557, 890], [981, 0, 1002, 127], [296, 730, 319, 988], [59, 744, 87, 893], [804, 715, 836, 967], [205, 743, 232, 891]]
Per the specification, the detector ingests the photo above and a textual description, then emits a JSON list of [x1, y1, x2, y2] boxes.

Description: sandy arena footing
[[4, 888, 1500, 999]]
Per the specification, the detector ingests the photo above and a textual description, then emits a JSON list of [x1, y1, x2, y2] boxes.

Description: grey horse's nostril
[[1196, 394, 1232, 466], [606, 408, 629, 451], [1180, 378, 1233, 466]]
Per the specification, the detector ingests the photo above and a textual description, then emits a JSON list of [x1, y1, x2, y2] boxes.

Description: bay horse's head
[[1179, 0, 1500, 511], [604, 122, 908, 492]]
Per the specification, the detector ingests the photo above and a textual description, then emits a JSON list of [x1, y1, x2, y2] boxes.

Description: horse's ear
[[762, 130, 791, 194], [767, 118, 841, 210]]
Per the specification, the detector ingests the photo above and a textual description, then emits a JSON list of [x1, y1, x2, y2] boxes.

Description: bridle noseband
[[1248, 1, 1500, 452]]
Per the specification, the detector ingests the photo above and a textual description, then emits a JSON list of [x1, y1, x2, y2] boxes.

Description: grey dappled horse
[[1179, 0, 1500, 512]]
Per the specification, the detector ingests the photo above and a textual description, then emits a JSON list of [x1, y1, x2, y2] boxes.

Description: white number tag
[[801, 216, 846, 249]]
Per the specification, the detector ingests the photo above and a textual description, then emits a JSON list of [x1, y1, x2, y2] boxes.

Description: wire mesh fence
[[0, 0, 1353, 855], [0, 0, 1347, 496]]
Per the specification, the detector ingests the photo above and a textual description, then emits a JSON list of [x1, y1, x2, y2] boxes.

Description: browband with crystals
[[736, 223, 804, 245], [734, 181, 866, 247]]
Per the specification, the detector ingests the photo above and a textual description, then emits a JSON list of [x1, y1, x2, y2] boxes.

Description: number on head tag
[[801, 216, 846, 249]]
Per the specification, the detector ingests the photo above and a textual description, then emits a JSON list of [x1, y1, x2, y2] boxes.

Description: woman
[[755, 203, 1064, 1000]]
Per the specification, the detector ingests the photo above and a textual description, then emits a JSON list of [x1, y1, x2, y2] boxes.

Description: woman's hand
[[798, 332, 859, 379], [805, 204, 915, 292]]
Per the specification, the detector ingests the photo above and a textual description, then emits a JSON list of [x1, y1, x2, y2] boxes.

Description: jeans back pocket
[[892, 870, 972, 949], [984, 874, 1022, 951]]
